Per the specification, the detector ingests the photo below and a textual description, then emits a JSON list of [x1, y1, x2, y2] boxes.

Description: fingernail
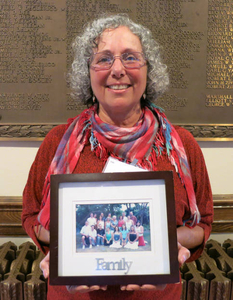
[[182, 255, 187, 264]]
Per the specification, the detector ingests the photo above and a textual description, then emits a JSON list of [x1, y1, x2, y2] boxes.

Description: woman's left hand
[[121, 241, 190, 292], [121, 284, 166, 291], [66, 285, 107, 294], [40, 252, 107, 294]]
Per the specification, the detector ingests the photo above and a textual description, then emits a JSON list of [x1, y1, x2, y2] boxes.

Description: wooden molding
[[0, 195, 232, 236], [0, 196, 26, 236], [0, 124, 233, 141], [212, 194, 233, 233]]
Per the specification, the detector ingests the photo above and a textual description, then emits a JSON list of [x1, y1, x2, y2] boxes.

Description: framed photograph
[[50, 171, 179, 286]]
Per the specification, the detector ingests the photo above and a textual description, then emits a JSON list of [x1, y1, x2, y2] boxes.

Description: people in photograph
[[96, 223, 105, 246], [110, 215, 118, 232], [88, 225, 97, 248], [118, 215, 125, 229], [23, 14, 213, 299], [87, 212, 97, 227], [120, 224, 128, 247], [129, 211, 137, 225], [124, 225, 139, 250], [100, 212, 105, 222], [93, 213, 98, 228], [105, 216, 111, 231], [107, 212, 112, 221], [104, 227, 113, 246], [110, 226, 122, 248], [125, 215, 134, 231], [80, 221, 91, 249], [97, 214, 105, 229], [122, 212, 128, 223], [136, 221, 146, 246]]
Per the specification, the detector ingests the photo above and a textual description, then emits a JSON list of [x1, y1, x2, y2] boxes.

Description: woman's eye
[[97, 56, 112, 64], [124, 54, 138, 61]]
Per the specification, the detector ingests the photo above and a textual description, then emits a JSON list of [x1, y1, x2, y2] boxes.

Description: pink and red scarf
[[38, 104, 200, 230]]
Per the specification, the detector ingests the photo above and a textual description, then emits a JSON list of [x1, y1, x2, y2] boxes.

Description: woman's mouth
[[107, 84, 130, 90]]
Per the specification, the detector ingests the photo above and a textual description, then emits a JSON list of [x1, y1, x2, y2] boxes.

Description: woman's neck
[[98, 105, 142, 128]]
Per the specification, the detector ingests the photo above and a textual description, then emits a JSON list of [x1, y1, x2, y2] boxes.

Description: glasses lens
[[90, 52, 146, 70], [91, 53, 113, 69], [122, 52, 145, 68]]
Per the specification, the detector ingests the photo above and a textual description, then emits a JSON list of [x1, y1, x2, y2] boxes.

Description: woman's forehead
[[94, 26, 142, 52]]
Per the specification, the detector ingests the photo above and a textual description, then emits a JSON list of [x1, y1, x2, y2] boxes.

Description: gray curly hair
[[67, 14, 169, 106]]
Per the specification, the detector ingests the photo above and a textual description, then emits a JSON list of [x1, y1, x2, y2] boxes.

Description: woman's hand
[[40, 251, 50, 278], [66, 285, 107, 294], [39, 252, 107, 294], [121, 241, 190, 292], [121, 284, 166, 292], [177, 242, 190, 266]]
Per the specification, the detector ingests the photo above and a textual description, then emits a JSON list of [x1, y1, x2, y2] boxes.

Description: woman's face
[[130, 225, 135, 232], [90, 26, 147, 126]]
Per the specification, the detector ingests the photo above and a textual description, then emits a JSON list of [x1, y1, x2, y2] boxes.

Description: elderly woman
[[22, 14, 213, 300]]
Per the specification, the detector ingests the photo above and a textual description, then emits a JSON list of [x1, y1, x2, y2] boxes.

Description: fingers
[[40, 251, 50, 278], [121, 284, 166, 291], [177, 242, 190, 265], [66, 285, 107, 294]]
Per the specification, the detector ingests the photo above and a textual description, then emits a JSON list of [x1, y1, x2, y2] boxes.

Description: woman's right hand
[[40, 252, 107, 294]]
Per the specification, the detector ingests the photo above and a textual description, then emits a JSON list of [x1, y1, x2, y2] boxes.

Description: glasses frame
[[89, 51, 147, 71]]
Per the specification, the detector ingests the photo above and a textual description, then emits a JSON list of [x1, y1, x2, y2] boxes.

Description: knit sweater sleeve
[[174, 126, 214, 261], [22, 124, 67, 253]]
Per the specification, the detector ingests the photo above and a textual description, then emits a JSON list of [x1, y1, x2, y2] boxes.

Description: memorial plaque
[[0, 0, 232, 139]]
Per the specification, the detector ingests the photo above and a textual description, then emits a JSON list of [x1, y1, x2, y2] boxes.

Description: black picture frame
[[50, 171, 179, 286]]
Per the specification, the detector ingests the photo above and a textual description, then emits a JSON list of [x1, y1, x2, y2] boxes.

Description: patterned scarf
[[38, 104, 200, 230]]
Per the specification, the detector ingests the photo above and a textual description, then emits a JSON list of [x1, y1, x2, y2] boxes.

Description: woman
[[120, 223, 128, 247], [135, 221, 146, 246], [109, 226, 122, 248], [118, 215, 125, 229], [22, 14, 213, 299], [104, 216, 111, 231], [97, 214, 104, 229], [125, 215, 134, 231], [104, 227, 113, 246], [110, 215, 118, 232], [125, 225, 139, 249]]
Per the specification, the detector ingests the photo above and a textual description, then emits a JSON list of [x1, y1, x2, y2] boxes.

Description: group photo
[[76, 202, 151, 252]]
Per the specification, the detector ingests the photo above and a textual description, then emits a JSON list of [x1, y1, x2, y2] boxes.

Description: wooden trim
[[212, 194, 233, 233], [0, 196, 26, 236], [0, 195, 233, 236], [1, 124, 233, 141]]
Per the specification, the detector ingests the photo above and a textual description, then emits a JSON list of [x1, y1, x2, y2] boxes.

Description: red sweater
[[22, 124, 213, 300]]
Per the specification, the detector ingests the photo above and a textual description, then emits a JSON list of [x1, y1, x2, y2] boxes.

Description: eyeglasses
[[89, 51, 147, 70]]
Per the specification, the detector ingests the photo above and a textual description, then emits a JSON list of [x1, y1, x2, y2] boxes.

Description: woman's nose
[[111, 57, 126, 77]]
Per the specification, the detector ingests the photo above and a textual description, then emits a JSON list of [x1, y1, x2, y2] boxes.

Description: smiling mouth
[[107, 84, 130, 90]]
